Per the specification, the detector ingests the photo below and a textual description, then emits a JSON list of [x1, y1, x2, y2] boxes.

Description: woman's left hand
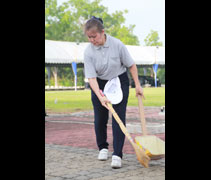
[[135, 86, 145, 99]]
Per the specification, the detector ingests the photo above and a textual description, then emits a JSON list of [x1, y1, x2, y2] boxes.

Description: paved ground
[[45, 106, 165, 180]]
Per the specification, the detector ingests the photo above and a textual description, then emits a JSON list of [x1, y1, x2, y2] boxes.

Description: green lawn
[[45, 87, 165, 114]]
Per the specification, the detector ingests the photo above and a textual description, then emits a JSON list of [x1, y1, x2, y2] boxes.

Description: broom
[[99, 90, 150, 168]]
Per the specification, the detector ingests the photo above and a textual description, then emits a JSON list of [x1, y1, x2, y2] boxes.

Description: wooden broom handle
[[107, 99, 150, 167], [107, 103, 135, 143], [137, 95, 148, 136], [99, 90, 135, 145], [99, 90, 150, 168]]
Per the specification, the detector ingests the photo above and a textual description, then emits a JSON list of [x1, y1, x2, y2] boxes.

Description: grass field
[[45, 87, 165, 114]]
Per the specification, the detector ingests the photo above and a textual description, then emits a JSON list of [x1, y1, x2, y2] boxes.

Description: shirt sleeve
[[119, 43, 135, 68], [84, 53, 97, 79]]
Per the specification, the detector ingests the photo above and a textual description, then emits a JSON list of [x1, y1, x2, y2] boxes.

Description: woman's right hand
[[99, 95, 111, 110], [99, 90, 111, 110]]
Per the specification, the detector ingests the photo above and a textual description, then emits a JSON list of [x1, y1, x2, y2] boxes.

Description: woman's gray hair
[[84, 16, 104, 33]]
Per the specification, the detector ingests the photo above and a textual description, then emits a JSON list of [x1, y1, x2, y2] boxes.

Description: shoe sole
[[98, 158, 108, 161], [111, 165, 121, 169]]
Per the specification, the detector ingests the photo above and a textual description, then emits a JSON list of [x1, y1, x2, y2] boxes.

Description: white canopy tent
[[45, 40, 165, 65], [45, 40, 165, 89]]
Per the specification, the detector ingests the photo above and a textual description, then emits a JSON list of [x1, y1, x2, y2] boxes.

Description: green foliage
[[45, 68, 48, 85], [157, 68, 165, 84], [144, 30, 163, 46], [45, 0, 139, 45], [136, 66, 165, 85], [137, 67, 153, 76], [114, 25, 139, 45], [45, 66, 85, 86]]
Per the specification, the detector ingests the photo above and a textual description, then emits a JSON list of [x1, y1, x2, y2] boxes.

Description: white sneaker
[[98, 148, 108, 161], [111, 155, 122, 168]]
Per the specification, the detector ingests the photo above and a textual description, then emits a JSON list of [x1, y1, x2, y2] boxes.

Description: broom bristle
[[134, 143, 150, 168]]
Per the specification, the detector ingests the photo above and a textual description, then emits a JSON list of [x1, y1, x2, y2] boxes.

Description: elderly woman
[[83, 16, 144, 168]]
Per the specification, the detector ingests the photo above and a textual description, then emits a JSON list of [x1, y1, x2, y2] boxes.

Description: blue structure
[[153, 64, 159, 87], [72, 62, 77, 90]]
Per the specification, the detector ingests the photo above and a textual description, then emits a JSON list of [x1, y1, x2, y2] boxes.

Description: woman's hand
[[99, 96, 111, 109], [135, 85, 145, 99], [99, 90, 111, 110], [129, 64, 145, 99]]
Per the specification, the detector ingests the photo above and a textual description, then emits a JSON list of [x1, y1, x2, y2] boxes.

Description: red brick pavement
[[45, 107, 165, 155]]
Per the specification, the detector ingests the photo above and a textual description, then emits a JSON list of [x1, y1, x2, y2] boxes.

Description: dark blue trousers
[[91, 72, 129, 158]]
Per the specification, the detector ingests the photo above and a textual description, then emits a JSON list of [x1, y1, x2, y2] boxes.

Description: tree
[[144, 30, 163, 46], [45, 0, 141, 87], [45, 0, 60, 39], [144, 30, 164, 84], [45, 0, 139, 45]]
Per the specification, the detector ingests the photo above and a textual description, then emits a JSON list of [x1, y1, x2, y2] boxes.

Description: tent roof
[[45, 40, 165, 65]]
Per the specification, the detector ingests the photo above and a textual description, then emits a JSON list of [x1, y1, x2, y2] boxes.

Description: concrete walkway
[[45, 106, 165, 180]]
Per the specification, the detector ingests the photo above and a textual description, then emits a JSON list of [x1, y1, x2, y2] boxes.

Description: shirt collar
[[93, 34, 109, 50], [103, 34, 109, 48]]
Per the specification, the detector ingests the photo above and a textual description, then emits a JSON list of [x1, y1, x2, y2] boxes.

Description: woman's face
[[86, 28, 105, 46]]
